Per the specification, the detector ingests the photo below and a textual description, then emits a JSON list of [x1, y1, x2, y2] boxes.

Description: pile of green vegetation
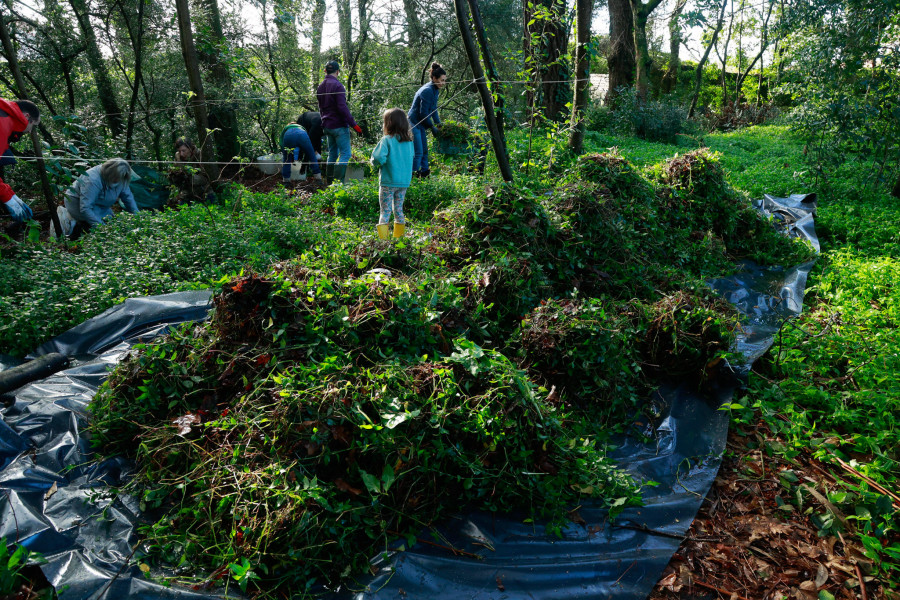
[[88, 144, 815, 594], [435, 120, 472, 146]]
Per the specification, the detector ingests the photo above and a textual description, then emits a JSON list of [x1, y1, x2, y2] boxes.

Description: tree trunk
[[569, 0, 591, 153], [736, 0, 775, 97], [67, 0, 124, 136], [310, 0, 326, 92], [403, 0, 422, 46], [630, 0, 665, 101], [116, 0, 145, 160], [661, 0, 687, 94], [606, 0, 635, 103], [174, 0, 216, 183], [198, 0, 240, 164], [718, 2, 734, 106], [336, 0, 352, 69], [688, 0, 728, 118], [526, 0, 570, 120], [467, 0, 504, 130], [347, 0, 372, 99], [0, 11, 61, 236], [453, 0, 513, 182]]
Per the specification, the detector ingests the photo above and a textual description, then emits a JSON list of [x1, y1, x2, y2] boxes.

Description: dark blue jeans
[[412, 125, 430, 172], [281, 128, 321, 179]]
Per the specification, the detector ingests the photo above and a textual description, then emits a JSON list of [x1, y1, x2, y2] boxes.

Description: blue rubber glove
[[3, 195, 32, 222]]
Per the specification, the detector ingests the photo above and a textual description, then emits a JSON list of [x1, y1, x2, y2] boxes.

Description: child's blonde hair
[[383, 108, 413, 142]]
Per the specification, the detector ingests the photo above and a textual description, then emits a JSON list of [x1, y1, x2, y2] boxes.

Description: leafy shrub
[[610, 88, 693, 144]]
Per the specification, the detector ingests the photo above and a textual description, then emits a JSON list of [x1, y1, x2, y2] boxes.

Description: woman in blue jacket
[[407, 63, 447, 178]]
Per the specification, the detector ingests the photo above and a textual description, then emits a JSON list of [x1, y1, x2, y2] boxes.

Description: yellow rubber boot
[[393, 223, 406, 238], [376, 224, 391, 240]]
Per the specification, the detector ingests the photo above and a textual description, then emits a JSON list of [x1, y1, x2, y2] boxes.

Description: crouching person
[[63, 159, 138, 240], [170, 137, 214, 205]]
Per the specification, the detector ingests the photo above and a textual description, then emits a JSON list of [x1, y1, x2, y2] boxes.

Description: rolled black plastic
[[0, 353, 69, 394]]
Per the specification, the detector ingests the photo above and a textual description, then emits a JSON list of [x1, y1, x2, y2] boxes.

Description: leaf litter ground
[[648, 419, 899, 600]]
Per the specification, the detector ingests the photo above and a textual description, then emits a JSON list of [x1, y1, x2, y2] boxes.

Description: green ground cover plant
[[0, 188, 360, 356], [706, 126, 900, 584]]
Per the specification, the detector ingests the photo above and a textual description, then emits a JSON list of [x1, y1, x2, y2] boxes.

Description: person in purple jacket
[[316, 61, 363, 184]]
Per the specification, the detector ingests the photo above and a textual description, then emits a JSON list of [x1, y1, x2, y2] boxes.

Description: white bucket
[[256, 153, 280, 175], [257, 154, 309, 180]]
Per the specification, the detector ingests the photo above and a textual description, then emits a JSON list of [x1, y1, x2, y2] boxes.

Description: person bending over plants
[[279, 120, 322, 184], [61, 158, 138, 241], [407, 62, 447, 178], [370, 108, 414, 239]]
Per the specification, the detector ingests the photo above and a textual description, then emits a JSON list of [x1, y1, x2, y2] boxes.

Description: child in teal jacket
[[370, 108, 414, 239]]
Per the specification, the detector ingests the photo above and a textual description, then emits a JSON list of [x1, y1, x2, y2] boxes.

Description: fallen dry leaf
[[173, 412, 201, 436]]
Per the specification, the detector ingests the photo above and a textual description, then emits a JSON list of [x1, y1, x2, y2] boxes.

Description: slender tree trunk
[[174, 0, 216, 183], [310, 0, 326, 92], [62, 57, 77, 111], [630, 0, 665, 101], [0, 10, 60, 235], [260, 10, 282, 149], [467, 0, 504, 130], [347, 0, 372, 98], [403, 0, 422, 46], [452, 0, 512, 182], [719, 1, 734, 106], [198, 0, 240, 164], [737, 0, 774, 96], [67, 0, 124, 136], [569, 0, 591, 153], [606, 0, 635, 103], [336, 0, 352, 69], [689, 0, 728, 117], [526, 0, 570, 120], [117, 0, 145, 159], [661, 0, 687, 94]]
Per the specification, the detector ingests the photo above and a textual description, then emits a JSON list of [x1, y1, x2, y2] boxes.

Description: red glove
[[352, 124, 363, 135]]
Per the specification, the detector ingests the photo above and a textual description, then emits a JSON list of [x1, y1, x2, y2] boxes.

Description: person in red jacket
[[0, 98, 40, 222]]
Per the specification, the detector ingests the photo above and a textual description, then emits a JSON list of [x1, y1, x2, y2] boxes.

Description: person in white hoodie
[[370, 108, 414, 239], [63, 158, 138, 240]]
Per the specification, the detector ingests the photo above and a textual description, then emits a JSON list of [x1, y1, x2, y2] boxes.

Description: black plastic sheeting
[[0, 195, 818, 600]]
